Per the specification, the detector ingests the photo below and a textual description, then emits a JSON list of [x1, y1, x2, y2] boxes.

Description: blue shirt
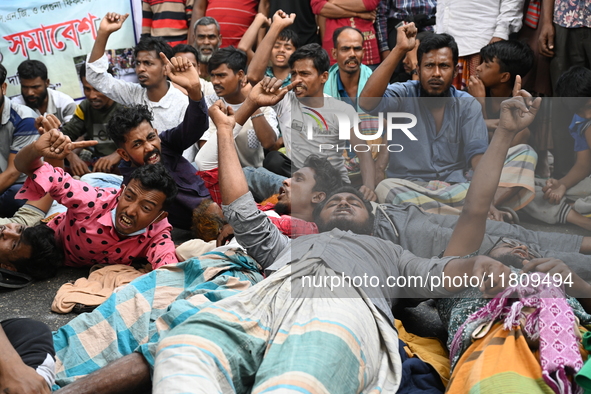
[[265, 67, 292, 88], [569, 114, 591, 152], [367, 80, 488, 183]]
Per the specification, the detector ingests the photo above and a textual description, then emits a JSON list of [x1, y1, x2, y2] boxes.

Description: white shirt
[[436, 0, 524, 57], [273, 92, 354, 183], [194, 95, 279, 170], [86, 54, 189, 132], [13, 88, 76, 124]]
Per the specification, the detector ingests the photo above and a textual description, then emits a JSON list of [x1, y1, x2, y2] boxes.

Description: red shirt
[[310, 0, 381, 65], [205, 0, 258, 48], [258, 202, 319, 238], [18, 163, 177, 269]]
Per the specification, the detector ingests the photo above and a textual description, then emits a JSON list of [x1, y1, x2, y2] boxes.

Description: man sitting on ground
[[193, 47, 279, 171], [14, 129, 179, 271], [61, 63, 121, 177], [0, 63, 39, 218], [13, 60, 76, 124], [358, 24, 537, 221]]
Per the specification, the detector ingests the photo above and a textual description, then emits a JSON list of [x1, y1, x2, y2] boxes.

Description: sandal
[[497, 206, 520, 225]]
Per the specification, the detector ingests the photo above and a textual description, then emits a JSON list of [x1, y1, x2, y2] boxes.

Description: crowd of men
[[1, 0, 591, 392]]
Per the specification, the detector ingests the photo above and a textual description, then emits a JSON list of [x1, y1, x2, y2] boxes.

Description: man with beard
[[324, 27, 373, 109], [13, 60, 76, 125], [106, 53, 210, 232], [61, 64, 121, 177], [359, 24, 537, 221], [192, 16, 222, 80], [0, 63, 40, 217], [146, 98, 513, 394], [86, 12, 189, 133]]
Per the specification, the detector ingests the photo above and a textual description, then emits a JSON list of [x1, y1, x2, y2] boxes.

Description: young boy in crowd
[[244, 11, 300, 87], [467, 39, 534, 146], [523, 66, 591, 231]]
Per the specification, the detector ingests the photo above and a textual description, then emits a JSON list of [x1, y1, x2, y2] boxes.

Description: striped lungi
[[376, 144, 537, 215], [152, 260, 402, 394]]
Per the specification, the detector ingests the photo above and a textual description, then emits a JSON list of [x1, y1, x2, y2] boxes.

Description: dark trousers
[[263, 151, 293, 178], [2, 318, 54, 369]]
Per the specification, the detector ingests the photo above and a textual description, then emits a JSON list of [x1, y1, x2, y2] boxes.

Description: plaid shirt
[[375, 0, 437, 52]]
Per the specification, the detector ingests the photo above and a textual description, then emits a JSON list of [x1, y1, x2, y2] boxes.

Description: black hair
[[555, 66, 591, 98], [480, 40, 534, 84], [128, 163, 178, 210], [107, 105, 154, 147], [12, 224, 63, 280], [172, 44, 200, 62], [417, 33, 459, 67], [302, 155, 343, 194], [207, 46, 247, 74], [288, 43, 330, 74], [79, 62, 115, 81], [332, 26, 364, 48], [17, 59, 48, 81], [313, 186, 375, 234], [277, 29, 301, 50], [0, 63, 6, 85], [134, 36, 173, 61]]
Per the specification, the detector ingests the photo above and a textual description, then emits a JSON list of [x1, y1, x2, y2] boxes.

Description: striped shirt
[[205, 0, 258, 48], [142, 0, 194, 46]]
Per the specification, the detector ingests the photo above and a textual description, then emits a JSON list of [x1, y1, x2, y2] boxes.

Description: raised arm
[[89, 13, 129, 63], [359, 23, 416, 111], [212, 102, 289, 268], [247, 10, 295, 85], [445, 80, 541, 257], [234, 76, 292, 126], [237, 13, 270, 64], [188, 0, 207, 45], [160, 52, 202, 101], [14, 129, 97, 177]]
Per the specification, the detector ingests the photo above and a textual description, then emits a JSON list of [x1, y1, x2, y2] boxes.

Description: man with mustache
[[192, 16, 222, 80], [13, 60, 76, 125], [359, 24, 537, 221], [60, 64, 121, 177], [86, 13, 189, 134], [324, 27, 373, 109], [107, 53, 211, 233]]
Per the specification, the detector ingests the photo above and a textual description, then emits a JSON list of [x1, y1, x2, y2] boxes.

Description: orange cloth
[[52, 264, 151, 313]]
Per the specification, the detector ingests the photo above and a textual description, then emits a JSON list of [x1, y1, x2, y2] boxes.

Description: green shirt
[[61, 100, 120, 157]]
